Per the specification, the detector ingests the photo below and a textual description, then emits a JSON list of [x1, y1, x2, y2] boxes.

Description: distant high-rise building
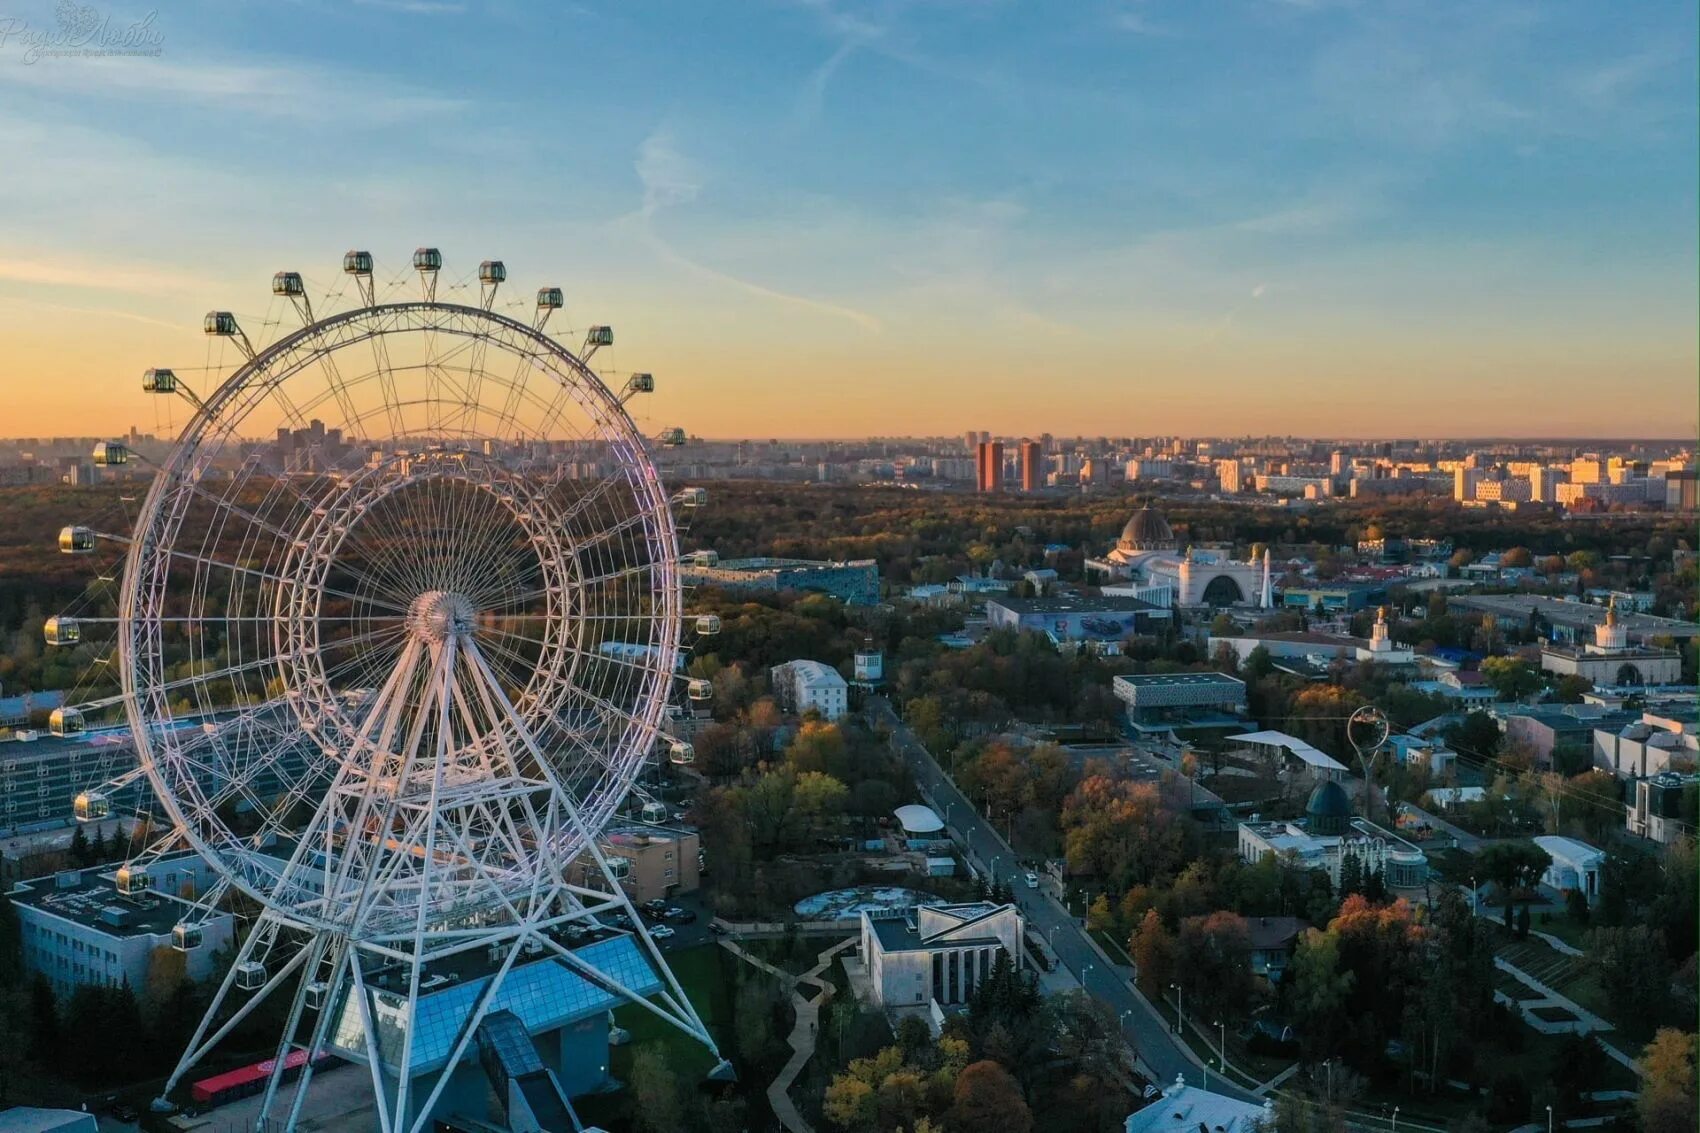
[[1453, 466, 1478, 502], [964, 431, 978, 453], [1330, 451, 1347, 476], [1216, 459, 1243, 494], [1019, 440, 1042, 492], [976, 440, 1005, 492]]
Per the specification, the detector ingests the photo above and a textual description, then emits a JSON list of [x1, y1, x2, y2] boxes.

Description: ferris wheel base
[[706, 1058, 738, 1084]]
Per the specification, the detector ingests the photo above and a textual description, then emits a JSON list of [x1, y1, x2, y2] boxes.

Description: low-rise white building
[[1533, 835, 1605, 906], [770, 659, 849, 721], [858, 902, 1023, 1009], [1126, 1076, 1272, 1133], [11, 854, 234, 998], [1594, 713, 1699, 780], [1627, 772, 1697, 845]]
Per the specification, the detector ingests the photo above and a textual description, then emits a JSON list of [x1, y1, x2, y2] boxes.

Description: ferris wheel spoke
[[144, 541, 414, 616]]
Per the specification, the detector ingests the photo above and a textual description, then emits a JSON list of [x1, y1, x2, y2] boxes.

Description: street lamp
[[1083, 962, 1094, 989], [1322, 1058, 1334, 1102], [1546, 1105, 1553, 1133], [1471, 874, 1478, 915], [1215, 1019, 1226, 1066], [1392, 1106, 1400, 1133], [1169, 982, 1184, 1035]]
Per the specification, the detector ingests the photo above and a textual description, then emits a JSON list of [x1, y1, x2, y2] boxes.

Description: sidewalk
[[720, 934, 858, 1133]]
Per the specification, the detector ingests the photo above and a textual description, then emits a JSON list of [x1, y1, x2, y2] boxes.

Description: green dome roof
[[1306, 780, 1352, 821]]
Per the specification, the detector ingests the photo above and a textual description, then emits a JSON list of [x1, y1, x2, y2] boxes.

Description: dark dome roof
[[1306, 780, 1352, 821], [1118, 506, 1175, 550]]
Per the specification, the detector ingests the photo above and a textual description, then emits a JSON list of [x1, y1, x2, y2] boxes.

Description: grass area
[[1529, 914, 1592, 951], [608, 944, 739, 1082], [1425, 846, 1476, 884], [1090, 928, 1134, 967]]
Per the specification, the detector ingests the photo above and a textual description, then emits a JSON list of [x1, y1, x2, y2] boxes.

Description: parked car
[[1024, 871, 1039, 889], [666, 908, 697, 924], [708, 922, 729, 936], [651, 924, 676, 940], [609, 913, 633, 929]]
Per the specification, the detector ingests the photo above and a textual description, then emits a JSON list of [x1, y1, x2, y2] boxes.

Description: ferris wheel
[[48, 249, 728, 1132]]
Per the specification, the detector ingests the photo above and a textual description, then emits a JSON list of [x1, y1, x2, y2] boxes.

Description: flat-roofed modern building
[[681, 555, 880, 605], [859, 902, 1023, 1009], [10, 855, 234, 998], [1112, 671, 1248, 736], [569, 822, 700, 905]]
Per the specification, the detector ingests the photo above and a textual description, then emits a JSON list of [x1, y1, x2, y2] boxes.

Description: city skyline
[[0, 0, 1694, 439]]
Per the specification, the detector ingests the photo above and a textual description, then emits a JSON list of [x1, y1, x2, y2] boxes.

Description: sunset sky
[[0, 0, 1694, 439]]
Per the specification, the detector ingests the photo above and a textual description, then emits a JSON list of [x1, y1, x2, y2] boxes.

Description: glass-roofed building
[[328, 934, 660, 1132]]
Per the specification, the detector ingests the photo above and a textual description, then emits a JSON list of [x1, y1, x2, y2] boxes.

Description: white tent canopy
[[1227, 730, 1349, 772], [893, 804, 945, 834]]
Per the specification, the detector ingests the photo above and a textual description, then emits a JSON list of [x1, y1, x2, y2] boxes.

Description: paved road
[[870, 697, 1257, 1103]]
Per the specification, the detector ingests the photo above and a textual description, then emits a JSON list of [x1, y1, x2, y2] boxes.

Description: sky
[[0, 0, 1694, 440]]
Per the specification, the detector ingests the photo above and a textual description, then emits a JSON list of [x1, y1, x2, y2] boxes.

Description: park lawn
[[613, 944, 739, 1081]]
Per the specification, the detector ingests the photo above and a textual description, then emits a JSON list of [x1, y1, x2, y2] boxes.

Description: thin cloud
[[0, 256, 203, 295], [632, 130, 882, 332]]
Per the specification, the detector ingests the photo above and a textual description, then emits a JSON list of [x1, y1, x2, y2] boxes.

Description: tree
[[1176, 911, 1253, 1020], [1288, 928, 1354, 1057], [629, 1045, 683, 1133], [1129, 908, 1176, 998], [1479, 656, 1540, 701], [950, 1060, 1031, 1133], [1475, 840, 1552, 928], [1445, 711, 1503, 759], [1637, 1029, 1697, 1133]]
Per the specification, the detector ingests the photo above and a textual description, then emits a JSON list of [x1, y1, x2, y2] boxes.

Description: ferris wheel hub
[[406, 589, 476, 642]]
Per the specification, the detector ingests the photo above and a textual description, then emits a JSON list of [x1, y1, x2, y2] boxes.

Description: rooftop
[[694, 556, 874, 571], [1448, 594, 1700, 641], [1115, 671, 1246, 689], [1227, 730, 1349, 772], [10, 861, 204, 938], [990, 594, 1160, 615]]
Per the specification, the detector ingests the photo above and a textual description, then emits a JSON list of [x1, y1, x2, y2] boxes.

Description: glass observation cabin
[[607, 856, 633, 880], [694, 614, 721, 635], [536, 287, 564, 310], [303, 982, 330, 1011], [73, 791, 109, 822], [172, 923, 202, 952], [272, 271, 305, 297], [142, 368, 177, 393], [58, 526, 95, 554], [92, 441, 128, 466], [204, 311, 239, 336], [479, 260, 507, 284], [659, 428, 687, 447], [115, 865, 151, 898], [49, 707, 83, 737], [668, 741, 695, 766], [234, 961, 268, 991], [689, 549, 719, 568], [638, 800, 667, 823], [413, 247, 443, 272], [687, 679, 713, 702], [343, 250, 374, 275], [625, 373, 654, 395], [585, 325, 613, 347], [674, 487, 707, 508], [43, 616, 80, 646]]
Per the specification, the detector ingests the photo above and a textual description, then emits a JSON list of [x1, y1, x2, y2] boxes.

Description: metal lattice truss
[[53, 257, 719, 1132]]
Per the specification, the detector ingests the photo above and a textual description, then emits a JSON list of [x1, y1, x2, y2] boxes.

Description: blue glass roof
[[331, 935, 661, 1075]]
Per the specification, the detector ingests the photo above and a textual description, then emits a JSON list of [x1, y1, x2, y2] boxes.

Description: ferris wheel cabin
[[73, 791, 110, 822], [585, 325, 613, 347], [172, 923, 203, 952], [43, 616, 80, 646], [271, 271, 305, 297], [203, 311, 239, 337], [412, 247, 443, 272], [49, 708, 84, 737], [674, 487, 707, 508], [115, 864, 151, 898], [695, 614, 722, 635], [625, 372, 655, 395], [668, 741, 695, 766], [659, 428, 686, 447], [142, 367, 178, 393], [92, 441, 129, 466], [536, 286, 564, 310], [479, 260, 507, 284], [687, 679, 713, 702], [343, 250, 374, 275], [234, 961, 268, 992]]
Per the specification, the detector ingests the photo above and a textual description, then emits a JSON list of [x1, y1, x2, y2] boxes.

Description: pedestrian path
[[1492, 956, 1611, 1036], [719, 933, 858, 1133]]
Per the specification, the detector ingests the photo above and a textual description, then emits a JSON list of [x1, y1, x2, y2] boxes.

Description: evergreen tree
[[1515, 903, 1531, 939], [27, 974, 57, 1062], [1338, 852, 1364, 898], [68, 827, 90, 867], [90, 825, 108, 864]]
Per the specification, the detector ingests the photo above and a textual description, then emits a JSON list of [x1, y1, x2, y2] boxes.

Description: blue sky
[[0, 0, 1694, 437]]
